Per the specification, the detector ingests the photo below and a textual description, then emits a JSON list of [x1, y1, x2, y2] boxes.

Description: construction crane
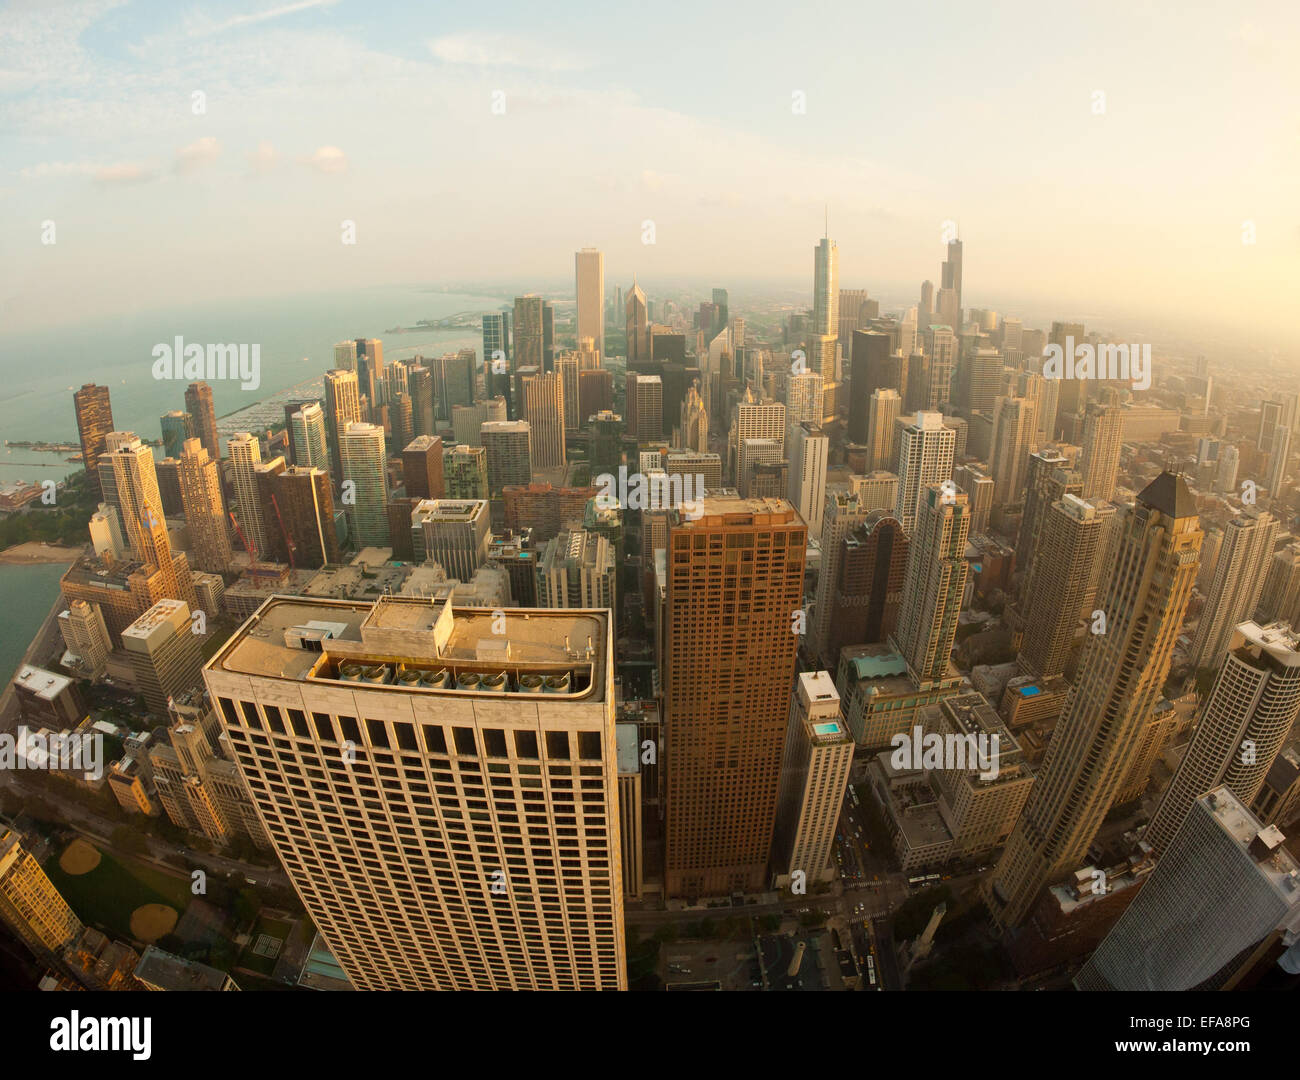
[[270, 493, 296, 571], [228, 511, 256, 563]]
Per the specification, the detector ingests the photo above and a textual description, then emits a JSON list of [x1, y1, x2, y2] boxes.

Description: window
[[483, 729, 508, 757], [546, 732, 570, 760], [454, 727, 477, 756], [423, 725, 447, 754], [578, 731, 602, 761], [514, 730, 539, 759]]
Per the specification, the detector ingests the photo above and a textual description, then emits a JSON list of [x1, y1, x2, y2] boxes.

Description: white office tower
[[203, 596, 626, 990], [410, 499, 491, 579], [788, 422, 829, 537], [289, 402, 329, 472], [1216, 443, 1241, 493], [786, 371, 823, 428], [227, 432, 269, 559], [1189, 508, 1278, 673], [1075, 788, 1300, 990], [895, 412, 956, 533], [535, 529, 617, 610], [339, 422, 389, 547], [1146, 622, 1300, 854], [866, 388, 902, 474], [771, 672, 854, 888], [989, 395, 1037, 509]]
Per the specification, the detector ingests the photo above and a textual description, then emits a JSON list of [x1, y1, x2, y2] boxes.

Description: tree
[[110, 826, 148, 855]]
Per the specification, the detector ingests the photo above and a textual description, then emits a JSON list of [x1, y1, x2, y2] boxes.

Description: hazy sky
[[3, 0, 1297, 346]]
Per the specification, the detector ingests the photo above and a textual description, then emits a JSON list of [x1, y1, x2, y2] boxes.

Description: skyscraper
[[0, 828, 83, 956], [355, 338, 384, 417], [866, 388, 902, 474], [680, 384, 708, 452], [891, 485, 970, 686], [625, 280, 648, 368], [787, 421, 828, 538], [1078, 396, 1124, 501], [185, 381, 220, 460], [177, 437, 233, 574], [513, 295, 545, 376], [535, 529, 617, 610], [555, 352, 581, 434], [988, 395, 1037, 509], [813, 233, 838, 338], [403, 435, 444, 502], [895, 411, 956, 534], [324, 369, 361, 483], [626, 372, 664, 440], [202, 595, 626, 990], [520, 369, 566, 468], [811, 491, 872, 668], [482, 309, 511, 402], [121, 598, 205, 716], [922, 325, 957, 410], [339, 422, 389, 548], [1016, 448, 1078, 572], [941, 238, 963, 325], [1146, 621, 1300, 854], [273, 466, 339, 568], [823, 510, 910, 663], [848, 330, 891, 443], [663, 496, 806, 896], [986, 473, 1202, 928], [575, 248, 605, 360], [288, 402, 329, 473], [73, 383, 114, 498], [228, 432, 270, 560], [159, 410, 195, 459], [1016, 495, 1106, 680], [410, 499, 491, 579], [481, 420, 532, 494], [770, 671, 854, 887], [1076, 788, 1300, 990], [1189, 508, 1278, 673], [445, 445, 489, 500]]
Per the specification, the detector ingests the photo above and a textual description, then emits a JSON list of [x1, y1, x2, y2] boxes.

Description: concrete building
[[1076, 789, 1300, 990], [121, 599, 204, 716], [771, 672, 854, 888], [663, 496, 806, 897], [58, 599, 112, 680], [202, 595, 627, 990], [1190, 509, 1278, 673], [535, 529, 617, 611], [0, 828, 83, 956], [520, 369, 567, 468], [892, 485, 970, 687], [481, 420, 532, 495], [895, 412, 956, 534], [1147, 622, 1300, 854], [339, 422, 389, 548], [410, 499, 490, 579], [787, 422, 828, 537], [986, 473, 1202, 928], [177, 437, 233, 574], [402, 435, 444, 502]]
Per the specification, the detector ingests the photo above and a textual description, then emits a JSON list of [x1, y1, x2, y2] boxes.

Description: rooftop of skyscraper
[[207, 595, 609, 700]]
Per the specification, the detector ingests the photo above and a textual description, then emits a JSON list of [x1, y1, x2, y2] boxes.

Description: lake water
[[0, 287, 503, 483], [0, 563, 70, 686]]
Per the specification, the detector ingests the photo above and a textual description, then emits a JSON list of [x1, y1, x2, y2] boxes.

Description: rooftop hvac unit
[[361, 664, 391, 685], [481, 671, 509, 692], [518, 673, 544, 692], [339, 662, 365, 682], [421, 668, 450, 689], [396, 668, 423, 687], [543, 673, 570, 694], [457, 672, 482, 691]]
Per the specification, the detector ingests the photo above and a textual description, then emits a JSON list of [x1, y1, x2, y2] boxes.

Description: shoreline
[[0, 542, 82, 566]]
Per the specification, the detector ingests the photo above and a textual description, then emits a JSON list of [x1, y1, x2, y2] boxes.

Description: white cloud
[[175, 136, 222, 173], [304, 145, 347, 174], [428, 33, 593, 72], [248, 140, 278, 173], [92, 162, 156, 185]]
